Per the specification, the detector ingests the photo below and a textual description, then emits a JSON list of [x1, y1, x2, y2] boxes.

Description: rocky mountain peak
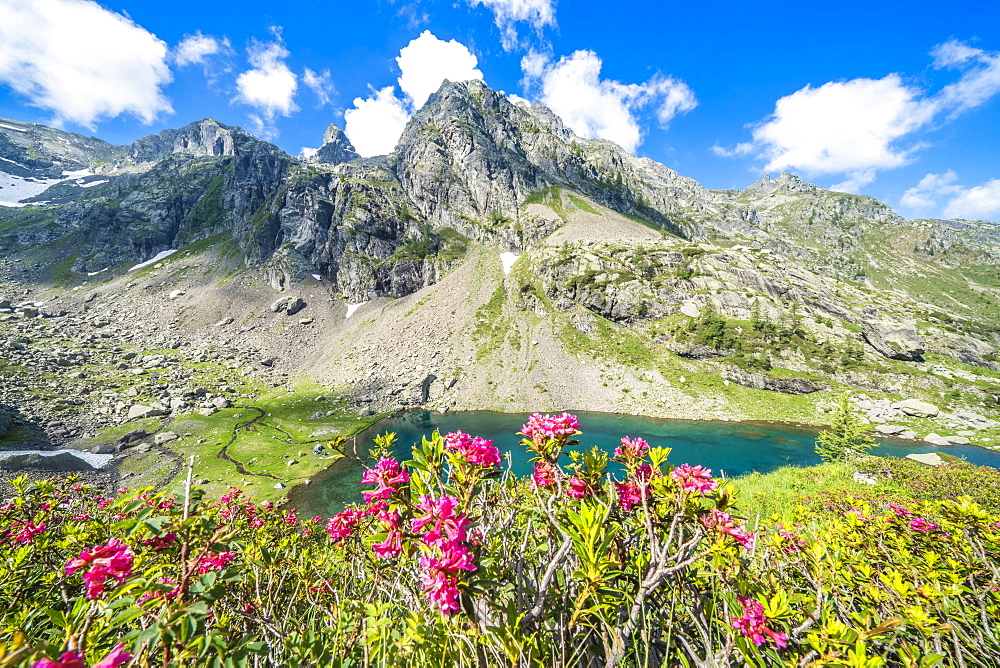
[[315, 123, 359, 165], [127, 119, 251, 164], [744, 172, 819, 196]]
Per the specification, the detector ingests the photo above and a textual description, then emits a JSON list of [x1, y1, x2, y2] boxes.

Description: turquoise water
[[288, 410, 1000, 519]]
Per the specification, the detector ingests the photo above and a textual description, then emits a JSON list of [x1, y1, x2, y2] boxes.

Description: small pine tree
[[815, 395, 877, 462], [751, 300, 766, 331], [788, 302, 804, 338]]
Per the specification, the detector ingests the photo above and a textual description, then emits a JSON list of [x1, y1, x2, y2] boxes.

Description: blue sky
[[1, 0, 998, 221]]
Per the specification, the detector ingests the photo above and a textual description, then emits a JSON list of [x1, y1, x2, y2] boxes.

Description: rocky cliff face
[[394, 80, 721, 241], [125, 119, 244, 164], [0, 80, 998, 339]]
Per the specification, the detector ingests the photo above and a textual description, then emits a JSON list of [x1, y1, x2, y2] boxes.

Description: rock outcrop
[[314, 124, 359, 165], [895, 399, 939, 418], [721, 367, 825, 394], [861, 320, 924, 360]]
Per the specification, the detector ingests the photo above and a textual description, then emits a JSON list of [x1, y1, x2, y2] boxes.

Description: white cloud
[[343, 86, 410, 156], [303, 68, 334, 107], [901, 170, 1000, 221], [343, 31, 483, 157], [710, 142, 753, 158], [0, 0, 172, 128], [650, 75, 699, 124], [718, 40, 1000, 191], [944, 179, 1000, 219], [396, 31, 483, 108], [506, 92, 532, 106], [752, 74, 932, 186], [234, 36, 298, 139], [901, 170, 961, 209], [933, 43, 1000, 115], [397, 3, 430, 29], [467, 0, 556, 51], [521, 50, 697, 153], [520, 50, 549, 79], [931, 39, 984, 69], [174, 31, 230, 67]]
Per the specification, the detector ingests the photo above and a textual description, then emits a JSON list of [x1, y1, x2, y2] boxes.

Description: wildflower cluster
[[519, 411, 580, 455], [444, 430, 502, 468], [732, 597, 788, 648], [323, 431, 496, 614], [64, 538, 134, 600], [3, 419, 999, 667]]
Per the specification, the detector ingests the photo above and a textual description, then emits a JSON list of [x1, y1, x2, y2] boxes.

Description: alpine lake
[[288, 410, 1000, 519]]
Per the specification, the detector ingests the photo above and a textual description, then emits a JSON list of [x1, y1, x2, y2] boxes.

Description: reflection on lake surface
[[288, 410, 1000, 519]]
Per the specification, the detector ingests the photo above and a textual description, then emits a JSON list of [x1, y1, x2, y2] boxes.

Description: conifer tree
[[815, 395, 876, 462]]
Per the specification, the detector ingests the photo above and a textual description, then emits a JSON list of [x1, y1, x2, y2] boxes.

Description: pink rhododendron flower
[[889, 504, 913, 518], [615, 480, 646, 511], [615, 463, 656, 511], [445, 431, 503, 468], [92, 643, 131, 668], [910, 517, 938, 533], [138, 577, 180, 603], [220, 488, 243, 504], [411, 496, 478, 614], [776, 526, 807, 554], [360, 457, 409, 502], [670, 464, 718, 495], [615, 436, 649, 460], [702, 509, 755, 550], [372, 509, 404, 559], [412, 495, 469, 547], [566, 476, 595, 499], [531, 461, 559, 489], [520, 412, 580, 446], [419, 558, 463, 615], [437, 540, 477, 572], [32, 651, 87, 668], [142, 532, 177, 551], [65, 538, 134, 600], [10, 520, 46, 544], [197, 550, 236, 574], [418, 544, 477, 615], [732, 597, 787, 648]]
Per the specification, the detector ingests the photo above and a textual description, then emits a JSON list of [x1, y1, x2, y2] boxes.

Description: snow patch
[[311, 274, 322, 281], [79, 179, 108, 188], [500, 252, 520, 275], [0, 122, 27, 133], [0, 449, 115, 469], [128, 249, 178, 272], [0, 172, 61, 206], [345, 302, 367, 319], [87, 268, 108, 277], [62, 169, 92, 178]]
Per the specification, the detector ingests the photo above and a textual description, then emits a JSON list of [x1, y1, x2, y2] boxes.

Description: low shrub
[[0, 417, 997, 666]]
